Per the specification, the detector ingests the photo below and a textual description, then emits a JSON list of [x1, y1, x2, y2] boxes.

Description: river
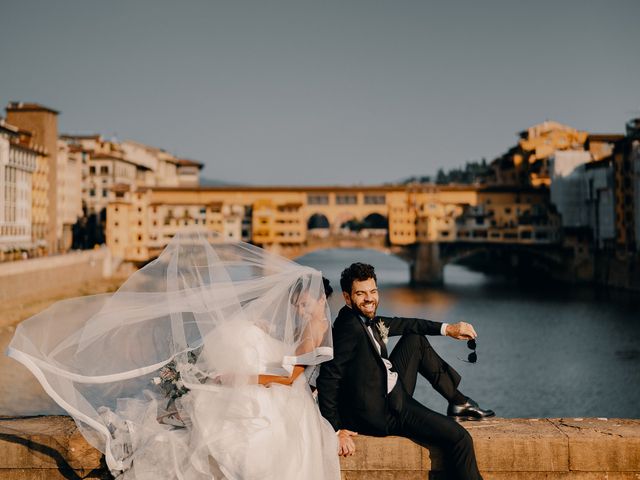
[[2, 248, 639, 418], [297, 248, 640, 419]]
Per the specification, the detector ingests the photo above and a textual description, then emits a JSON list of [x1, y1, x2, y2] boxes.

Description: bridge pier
[[410, 242, 444, 286]]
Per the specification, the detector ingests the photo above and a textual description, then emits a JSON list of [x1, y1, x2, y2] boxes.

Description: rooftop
[[176, 158, 204, 169], [6, 102, 59, 115], [0, 118, 19, 136], [587, 133, 625, 143]]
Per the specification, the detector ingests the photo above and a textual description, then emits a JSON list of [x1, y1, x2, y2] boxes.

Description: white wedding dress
[[7, 230, 340, 480], [105, 320, 339, 480]]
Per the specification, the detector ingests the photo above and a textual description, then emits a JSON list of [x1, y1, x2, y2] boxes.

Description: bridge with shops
[[109, 184, 567, 284]]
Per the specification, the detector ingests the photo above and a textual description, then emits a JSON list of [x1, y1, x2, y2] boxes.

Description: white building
[[57, 140, 83, 250], [120, 140, 180, 187], [0, 119, 37, 255], [175, 158, 203, 187], [550, 149, 616, 248]]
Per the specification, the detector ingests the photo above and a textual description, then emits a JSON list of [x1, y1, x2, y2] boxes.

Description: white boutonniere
[[376, 320, 389, 344]]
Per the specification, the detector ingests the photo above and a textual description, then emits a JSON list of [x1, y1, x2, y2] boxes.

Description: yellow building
[[518, 121, 589, 187], [106, 184, 561, 263], [488, 121, 592, 188], [411, 186, 478, 243], [470, 187, 559, 243]]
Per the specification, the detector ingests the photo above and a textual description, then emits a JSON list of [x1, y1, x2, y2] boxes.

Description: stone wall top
[[1, 416, 639, 479]]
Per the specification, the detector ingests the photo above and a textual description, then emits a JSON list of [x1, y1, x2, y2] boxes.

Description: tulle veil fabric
[[7, 229, 336, 478]]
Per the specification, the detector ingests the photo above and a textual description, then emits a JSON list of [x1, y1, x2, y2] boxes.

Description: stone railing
[[1, 416, 639, 479], [0, 248, 113, 304]]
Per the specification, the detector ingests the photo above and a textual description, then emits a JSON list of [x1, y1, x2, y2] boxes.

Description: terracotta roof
[[0, 118, 19, 136], [176, 158, 204, 169], [478, 185, 548, 194], [60, 133, 102, 140], [6, 102, 59, 115], [587, 134, 624, 143], [151, 184, 408, 193]]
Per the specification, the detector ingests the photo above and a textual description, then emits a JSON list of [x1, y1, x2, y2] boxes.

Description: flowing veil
[[7, 229, 334, 477]]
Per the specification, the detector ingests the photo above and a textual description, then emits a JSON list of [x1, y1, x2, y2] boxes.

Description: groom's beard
[[350, 298, 378, 319]]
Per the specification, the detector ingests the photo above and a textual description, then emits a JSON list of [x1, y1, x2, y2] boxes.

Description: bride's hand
[[337, 429, 357, 456]]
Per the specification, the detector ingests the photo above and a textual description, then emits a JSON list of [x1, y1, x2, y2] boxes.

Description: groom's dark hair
[[340, 263, 377, 293]]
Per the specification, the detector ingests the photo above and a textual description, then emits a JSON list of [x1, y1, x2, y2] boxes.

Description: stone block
[[483, 473, 640, 479], [0, 469, 109, 480], [339, 435, 423, 471], [457, 418, 569, 472], [0, 416, 102, 471], [341, 472, 425, 480], [550, 418, 640, 472]]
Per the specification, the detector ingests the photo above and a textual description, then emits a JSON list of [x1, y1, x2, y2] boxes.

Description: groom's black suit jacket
[[317, 305, 443, 435]]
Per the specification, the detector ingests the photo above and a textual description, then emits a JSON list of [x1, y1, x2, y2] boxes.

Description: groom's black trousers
[[385, 334, 483, 480]]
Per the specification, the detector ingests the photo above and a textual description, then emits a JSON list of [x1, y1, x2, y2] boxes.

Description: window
[[336, 194, 357, 205], [89, 166, 96, 175], [308, 194, 329, 205], [100, 166, 109, 175], [364, 194, 386, 205]]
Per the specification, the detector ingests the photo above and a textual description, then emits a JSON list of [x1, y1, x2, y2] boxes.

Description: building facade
[[5, 103, 60, 253], [0, 119, 38, 259], [613, 118, 640, 255], [105, 184, 562, 263]]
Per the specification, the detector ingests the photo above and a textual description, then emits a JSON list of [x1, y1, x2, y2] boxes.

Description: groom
[[317, 263, 493, 480]]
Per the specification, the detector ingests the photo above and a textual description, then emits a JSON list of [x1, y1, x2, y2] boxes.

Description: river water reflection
[[297, 248, 640, 419]]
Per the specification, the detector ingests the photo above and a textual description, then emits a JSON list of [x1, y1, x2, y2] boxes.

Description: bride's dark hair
[[291, 276, 333, 304], [322, 277, 333, 298]]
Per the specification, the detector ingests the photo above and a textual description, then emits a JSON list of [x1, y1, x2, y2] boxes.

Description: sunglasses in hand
[[457, 339, 478, 364]]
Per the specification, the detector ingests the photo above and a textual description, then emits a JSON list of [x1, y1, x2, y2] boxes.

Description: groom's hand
[[445, 322, 477, 340], [337, 429, 357, 456]]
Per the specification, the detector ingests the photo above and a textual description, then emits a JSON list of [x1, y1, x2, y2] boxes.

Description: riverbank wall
[[1, 416, 639, 479], [0, 248, 115, 305]]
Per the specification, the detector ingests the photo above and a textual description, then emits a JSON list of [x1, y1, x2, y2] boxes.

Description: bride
[[7, 230, 340, 479]]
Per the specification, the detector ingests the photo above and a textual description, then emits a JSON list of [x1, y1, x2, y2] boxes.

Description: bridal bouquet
[[152, 348, 201, 408]]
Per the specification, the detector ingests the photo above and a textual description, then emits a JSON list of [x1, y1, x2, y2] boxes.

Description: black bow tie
[[363, 317, 375, 327]]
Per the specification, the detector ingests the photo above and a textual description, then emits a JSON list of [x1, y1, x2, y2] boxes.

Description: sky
[[1, 0, 639, 185]]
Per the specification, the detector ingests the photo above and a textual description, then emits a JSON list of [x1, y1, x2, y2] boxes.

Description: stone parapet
[[1, 416, 639, 479], [0, 248, 112, 304]]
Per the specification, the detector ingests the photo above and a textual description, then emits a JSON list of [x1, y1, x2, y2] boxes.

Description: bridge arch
[[307, 213, 330, 229], [409, 241, 568, 285], [363, 213, 388, 229], [439, 243, 565, 270]]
